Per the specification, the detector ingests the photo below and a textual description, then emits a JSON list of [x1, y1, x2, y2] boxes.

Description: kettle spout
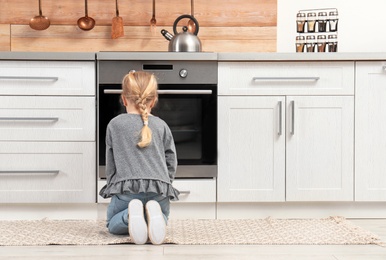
[[161, 29, 174, 41]]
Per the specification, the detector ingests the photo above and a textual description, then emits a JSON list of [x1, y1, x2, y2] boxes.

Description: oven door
[[98, 83, 217, 179]]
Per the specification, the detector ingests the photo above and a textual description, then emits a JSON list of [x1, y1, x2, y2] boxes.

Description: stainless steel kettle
[[161, 14, 202, 52]]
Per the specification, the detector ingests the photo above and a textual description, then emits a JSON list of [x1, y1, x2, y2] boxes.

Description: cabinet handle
[[382, 66, 386, 71], [0, 170, 60, 175], [278, 101, 282, 136], [0, 117, 59, 122], [252, 77, 320, 81], [0, 76, 59, 81], [290, 101, 295, 135], [179, 190, 191, 195], [103, 89, 212, 95]]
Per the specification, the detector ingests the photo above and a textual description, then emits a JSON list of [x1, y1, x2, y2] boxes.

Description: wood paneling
[[0, 0, 276, 26], [0, 24, 10, 51], [11, 25, 276, 52], [1, 0, 277, 52]]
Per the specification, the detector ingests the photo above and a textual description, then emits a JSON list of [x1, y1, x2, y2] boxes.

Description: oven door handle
[[103, 89, 212, 95]]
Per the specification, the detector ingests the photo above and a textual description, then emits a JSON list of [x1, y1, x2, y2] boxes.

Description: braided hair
[[121, 71, 158, 148]]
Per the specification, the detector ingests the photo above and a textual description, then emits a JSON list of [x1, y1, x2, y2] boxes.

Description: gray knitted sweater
[[99, 113, 179, 201]]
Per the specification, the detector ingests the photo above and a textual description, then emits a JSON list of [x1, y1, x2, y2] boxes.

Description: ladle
[[187, 0, 196, 33], [150, 0, 157, 34], [77, 0, 95, 31], [29, 0, 50, 31]]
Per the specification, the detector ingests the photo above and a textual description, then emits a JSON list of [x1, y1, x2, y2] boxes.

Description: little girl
[[99, 71, 179, 245]]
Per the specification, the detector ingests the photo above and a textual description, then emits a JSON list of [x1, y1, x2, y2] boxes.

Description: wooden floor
[[0, 219, 385, 259]]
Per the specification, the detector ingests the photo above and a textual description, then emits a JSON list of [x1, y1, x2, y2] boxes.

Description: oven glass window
[[99, 84, 217, 166]]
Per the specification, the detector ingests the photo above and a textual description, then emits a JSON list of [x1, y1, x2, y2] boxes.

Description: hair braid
[[121, 71, 158, 148]]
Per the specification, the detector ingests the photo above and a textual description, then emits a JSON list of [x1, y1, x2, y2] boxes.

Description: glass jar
[[296, 36, 305, 52], [306, 35, 316, 52], [328, 34, 338, 52], [328, 11, 339, 32], [317, 12, 327, 32], [307, 12, 317, 32], [317, 35, 327, 52], [296, 13, 306, 33]]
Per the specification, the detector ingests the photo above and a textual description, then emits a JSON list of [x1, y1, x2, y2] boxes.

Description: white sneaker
[[145, 200, 166, 245], [128, 199, 148, 245]]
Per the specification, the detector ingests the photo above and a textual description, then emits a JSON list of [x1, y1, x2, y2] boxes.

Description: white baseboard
[[2, 202, 386, 220], [0, 203, 216, 220], [217, 202, 386, 219]]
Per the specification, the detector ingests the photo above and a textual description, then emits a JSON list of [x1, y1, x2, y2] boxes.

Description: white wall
[[277, 0, 386, 52]]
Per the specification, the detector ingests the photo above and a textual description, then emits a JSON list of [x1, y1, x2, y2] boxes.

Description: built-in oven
[[97, 53, 217, 179]]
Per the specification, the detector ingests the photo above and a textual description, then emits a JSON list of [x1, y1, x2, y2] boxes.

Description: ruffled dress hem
[[99, 179, 180, 201]]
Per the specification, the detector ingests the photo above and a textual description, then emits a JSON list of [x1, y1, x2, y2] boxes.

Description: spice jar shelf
[[296, 8, 338, 53]]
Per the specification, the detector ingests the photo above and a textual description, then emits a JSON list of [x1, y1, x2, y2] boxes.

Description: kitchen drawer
[[0, 96, 95, 141], [0, 142, 96, 203], [218, 62, 354, 95], [172, 179, 216, 203], [0, 61, 95, 96], [97, 179, 216, 203]]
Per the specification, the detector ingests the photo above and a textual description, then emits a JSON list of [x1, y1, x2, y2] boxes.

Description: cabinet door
[[0, 96, 95, 141], [0, 142, 96, 203], [355, 62, 386, 201], [218, 62, 354, 96], [0, 61, 95, 96], [218, 96, 285, 202], [286, 96, 354, 201]]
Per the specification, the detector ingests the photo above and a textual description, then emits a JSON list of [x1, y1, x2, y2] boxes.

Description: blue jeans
[[106, 192, 170, 235]]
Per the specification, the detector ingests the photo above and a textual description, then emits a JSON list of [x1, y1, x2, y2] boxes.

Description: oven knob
[[179, 69, 188, 78]]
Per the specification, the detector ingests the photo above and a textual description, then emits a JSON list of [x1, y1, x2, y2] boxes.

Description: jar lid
[[307, 12, 317, 18], [306, 35, 315, 40], [297, 13, 306, 18], [318, 12, 327, 17], [317, 35, 326, 39], [296, 36, 305, 40], [329, 11, 338, 16], [328, 34, 338, 39]]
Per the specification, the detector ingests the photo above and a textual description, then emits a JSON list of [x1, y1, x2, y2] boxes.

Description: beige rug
[[0, 216, 382, 246]]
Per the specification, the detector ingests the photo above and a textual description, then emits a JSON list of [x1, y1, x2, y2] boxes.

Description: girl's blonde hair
[[121, 71, 158, 148]]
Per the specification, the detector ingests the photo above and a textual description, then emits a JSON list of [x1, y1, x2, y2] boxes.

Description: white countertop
[[0, 52, 96, 61], [218, 52, 386, 61]]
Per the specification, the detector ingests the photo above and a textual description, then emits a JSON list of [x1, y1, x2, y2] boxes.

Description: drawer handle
[[278, 101, 282, 136], [0, 117, 59, 122], [103, 89, 212, 95], [0, 76, 59, 81], [252, 77, 320, 81], [0, 170, 60, 175], [179, 190, 191, 195], [290, 101, 295, 135]]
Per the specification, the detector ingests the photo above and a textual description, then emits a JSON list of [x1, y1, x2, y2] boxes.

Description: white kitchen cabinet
[[218, 96, 286, 202], [218, 61, 355, 202], [355, 61, 386, 201], [286, 96, 354, 201], [0, 59, 96, 203], [0, 61, 95, 96], [0, 142, 95, 203], [218, 62, 354, 96], [0, 96, 95, 141]]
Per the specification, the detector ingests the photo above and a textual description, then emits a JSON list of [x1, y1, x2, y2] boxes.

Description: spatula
[[111, 0, 124, 39]]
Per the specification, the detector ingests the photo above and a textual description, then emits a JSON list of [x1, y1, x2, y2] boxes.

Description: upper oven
[[97, 55, 218, 179]]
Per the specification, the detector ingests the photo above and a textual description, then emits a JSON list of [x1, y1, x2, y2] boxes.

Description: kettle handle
[[173, 14, 199, 35]]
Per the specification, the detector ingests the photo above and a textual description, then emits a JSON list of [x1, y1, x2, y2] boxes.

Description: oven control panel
[[98, 60, 217, 85]]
